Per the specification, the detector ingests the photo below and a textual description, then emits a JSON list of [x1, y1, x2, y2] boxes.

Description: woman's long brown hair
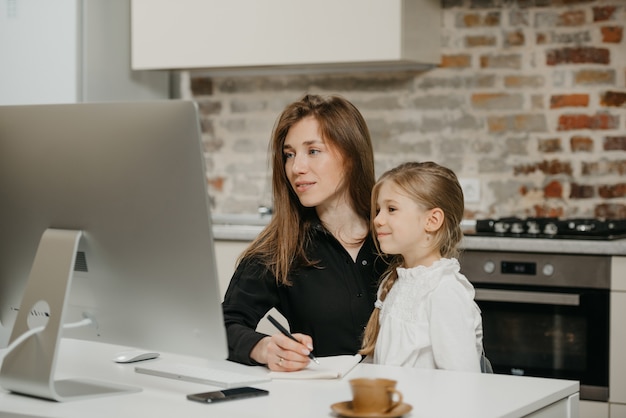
[[238, 94, 375, 286]]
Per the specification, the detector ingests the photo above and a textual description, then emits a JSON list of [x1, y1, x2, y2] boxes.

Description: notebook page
[[268, 354, 362, 380]]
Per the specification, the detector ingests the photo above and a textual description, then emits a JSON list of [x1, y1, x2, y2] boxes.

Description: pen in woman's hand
[[267, 315, 320, 364]]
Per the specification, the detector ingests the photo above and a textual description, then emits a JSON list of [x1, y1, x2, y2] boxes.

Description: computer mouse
[[113, 350, 160, 364]]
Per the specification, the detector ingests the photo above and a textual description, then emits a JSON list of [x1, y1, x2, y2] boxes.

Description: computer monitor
[[0, 101, 227, 401]]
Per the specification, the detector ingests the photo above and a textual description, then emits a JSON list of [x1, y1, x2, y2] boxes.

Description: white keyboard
[[135, 362, 271, 388]]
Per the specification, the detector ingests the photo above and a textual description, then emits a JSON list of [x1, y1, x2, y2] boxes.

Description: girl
[[360, 161, 484, 372], [222, 94, 385, 371]]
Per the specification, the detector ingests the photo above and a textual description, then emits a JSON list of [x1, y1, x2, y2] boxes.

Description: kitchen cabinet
[[579, 401, 609, 418], [214, 238, 286, 335], [611, 404, 626, 418], [131, 0, 440, 74], [214, 239, 248, 299], [610, 257, 626, 406], [0, 0, 169, 105]]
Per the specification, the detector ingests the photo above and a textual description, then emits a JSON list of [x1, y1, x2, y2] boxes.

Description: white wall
[[0, 0, 79, 104], [0, 0, 169, 105]]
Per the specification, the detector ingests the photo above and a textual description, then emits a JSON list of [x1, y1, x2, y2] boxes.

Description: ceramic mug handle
[[385, 388, 403, 412]]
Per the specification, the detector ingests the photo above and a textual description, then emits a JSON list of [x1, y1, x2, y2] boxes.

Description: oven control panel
[[501, 261, 536, 275], [461, 250, 610, 289]]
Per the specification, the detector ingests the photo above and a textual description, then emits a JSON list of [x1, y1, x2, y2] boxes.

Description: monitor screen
[[0, 101, 227, 399]]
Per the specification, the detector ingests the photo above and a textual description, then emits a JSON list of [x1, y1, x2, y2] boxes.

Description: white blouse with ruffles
[[373, 258, 484, 372]]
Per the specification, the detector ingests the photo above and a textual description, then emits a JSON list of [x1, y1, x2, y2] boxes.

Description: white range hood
[[131, 0, 440, 75]]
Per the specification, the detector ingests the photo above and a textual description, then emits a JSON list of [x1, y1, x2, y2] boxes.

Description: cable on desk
[[0, 317, 94, 360]]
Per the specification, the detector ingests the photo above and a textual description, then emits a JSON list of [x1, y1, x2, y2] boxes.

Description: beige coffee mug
[[349, 378, 403, 414]]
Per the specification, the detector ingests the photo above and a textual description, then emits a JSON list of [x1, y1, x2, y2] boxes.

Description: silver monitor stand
[[0, 229, 140, 401]]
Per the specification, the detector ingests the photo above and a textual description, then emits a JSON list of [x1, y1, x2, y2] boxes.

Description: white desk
[[0, 339, 579, 418]]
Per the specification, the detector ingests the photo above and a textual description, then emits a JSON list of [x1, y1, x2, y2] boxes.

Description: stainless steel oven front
[[459, 250, 610, 402]]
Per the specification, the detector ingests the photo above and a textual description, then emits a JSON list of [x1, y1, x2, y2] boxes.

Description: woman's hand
[[250, 333, 314, 371]]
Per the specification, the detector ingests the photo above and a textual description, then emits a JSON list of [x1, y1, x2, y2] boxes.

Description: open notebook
[[269, 354, 362, 380]]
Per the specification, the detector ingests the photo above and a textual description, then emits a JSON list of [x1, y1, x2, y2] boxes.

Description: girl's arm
[[428, 278, 482, 372]]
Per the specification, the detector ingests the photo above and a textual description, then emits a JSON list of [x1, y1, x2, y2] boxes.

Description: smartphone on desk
[[187, 387, 269, 403]]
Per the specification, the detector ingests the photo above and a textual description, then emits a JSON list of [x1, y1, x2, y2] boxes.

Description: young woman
[[222, 94, 385, 371], [360, 161, 484, 372]]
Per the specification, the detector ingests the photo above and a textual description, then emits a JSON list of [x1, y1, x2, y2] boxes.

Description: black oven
[[459, 250, 610, 401]]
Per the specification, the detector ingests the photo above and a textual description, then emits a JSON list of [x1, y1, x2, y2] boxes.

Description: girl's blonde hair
[[239, 94, 375, 286], [360, 161, 465, 356]]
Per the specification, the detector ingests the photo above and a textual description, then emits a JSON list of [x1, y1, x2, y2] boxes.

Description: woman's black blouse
[[222, 225, 384, 365]]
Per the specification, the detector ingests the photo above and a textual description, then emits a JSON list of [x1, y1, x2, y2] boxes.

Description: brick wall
[[187, 0, 626, 220]]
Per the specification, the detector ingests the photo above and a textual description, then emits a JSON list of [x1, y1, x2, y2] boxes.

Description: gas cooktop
[[466, 217, 626, 240]]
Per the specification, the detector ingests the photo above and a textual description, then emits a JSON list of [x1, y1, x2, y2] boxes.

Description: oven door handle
[[475, 289, 580, 306]]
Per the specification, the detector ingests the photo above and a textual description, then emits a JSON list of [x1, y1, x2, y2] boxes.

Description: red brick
[[574, 70, 615, 85], [514, 160, 573, 176], [471, 93, 523, 110], [570, 136, 594, 152], [546, 47, 610, 65], [603, 136, 626, 151], [582, 161, 597, 175], [601, 26, 623, 43], [504, 75, 545, 88], [207, 176, 225, 192], [539, 160, 573, 175], [550, 94, 589, 108], [557, 113, 619, 130], [536, 33, 548, 44], [463, 13, 480, 27], [514, 164, 535, 176], [441, 55, 472, 68], [538, 138, 562, 152], [558, 114, 589, 130], [462, 12, 501, 27], [559, 10, 586, 26], [190, 77, 213, 96], [583, 159, 626, 175], [591, 113, 620, 129], [484, 12, 500, 26], [570, 183, 595, 199], [480, 54, 522, 69], [600, 91, 626, 107], [488, 114, 547, 133], [609, 160, 626, 175], [593, 6, 617, 22], [465, 35, 497, 47], [544, 180, 563, 198], [598, 183, 626, 198]]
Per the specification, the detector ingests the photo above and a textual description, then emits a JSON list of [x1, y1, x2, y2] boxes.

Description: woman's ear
[[425, 208, 445, 232]]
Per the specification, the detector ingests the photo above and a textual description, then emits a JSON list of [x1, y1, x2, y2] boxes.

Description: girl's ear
[[425, 208, 445, 232]]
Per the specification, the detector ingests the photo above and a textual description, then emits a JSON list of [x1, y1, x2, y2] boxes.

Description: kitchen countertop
[[460, 234, 626, 256], [211, 215, 626, 256]]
